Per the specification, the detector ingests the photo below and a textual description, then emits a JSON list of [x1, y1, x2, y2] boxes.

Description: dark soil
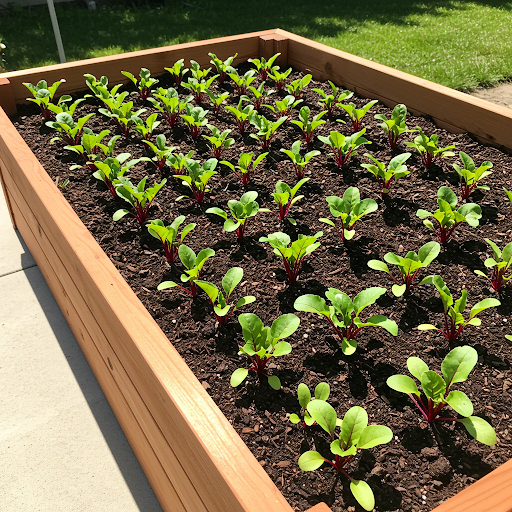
[[12, 65, 512, 512]]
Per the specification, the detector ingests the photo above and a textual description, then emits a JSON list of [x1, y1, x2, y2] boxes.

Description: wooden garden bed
[[0, 29, 511, 512]]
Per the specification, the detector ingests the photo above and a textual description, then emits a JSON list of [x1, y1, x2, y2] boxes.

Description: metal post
[[46, 0, 66, 63]]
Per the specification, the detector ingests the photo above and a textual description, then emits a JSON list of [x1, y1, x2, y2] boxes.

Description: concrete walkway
[[0, 187, 162, 511]]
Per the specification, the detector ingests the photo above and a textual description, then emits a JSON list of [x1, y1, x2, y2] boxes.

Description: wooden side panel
[[0, 154, 17, 228], [304, 504, 332, 512], [0, 78, 16, 115]]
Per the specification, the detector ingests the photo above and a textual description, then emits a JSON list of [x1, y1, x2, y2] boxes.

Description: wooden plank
[[0, 106, 294, 512], [0, 78, 16, 115], [259, 34, 288, 68], [304, 504, 332, 512], [0, 153, 17, 228]]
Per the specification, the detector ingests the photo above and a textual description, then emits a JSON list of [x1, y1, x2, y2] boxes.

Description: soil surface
[[12, 66, 512, 512], [470, 82, 512, 109]]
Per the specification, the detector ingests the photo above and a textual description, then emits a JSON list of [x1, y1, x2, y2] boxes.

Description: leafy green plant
[[65, 129, 112, 170], [289, 382, 330, 427], [312, 82, 353, 116], [157, 245, 214, 296], [417, 275, 501, 340], [505, 187, 512, 204], [268, 67, 292, 90], [263, 94, 302, 118], [318, 129, 371, 168], [113, 176, 167, 226], [46, 112, 94, 145], [248, 112, 287, 149], [58, 178, 70, 189], [360, 152, 411, 197], [387, 346, 497, 445], [228, 68, 257, 96], [23, 79, 66, 120], [453, 151, 493, 200], [280, 140, 320, 179], [189, 60, 211, 81], [294, 287, 397, 355], [206, 90, 230, 115], [337, 99, 378, 133], [167, 150, 195, 176], [208, 52, 237, 83], [374, 104, 416, 148], [260, 178, 309, 224], [206, 191, 259, 239], [180, 104, 209, 139], [259, 231, 323, 284], [291, 106, 327, 143], [182, 75, 218, 104], [148, 87, 192, 127], [230, 312, 298, 390], [241, 82, 275, 110], [202, 125, 235, 159], [92, 154, 140, 197], [225, 99, 255, 134], [286, 74, 312, 99], [248, 53, 280, 80], [98, 101, 146, 137], [406, 127, 455, 168], [84, 73, 126, 108], [474, 238, 512, 291], [147, 216, 196, 265], [164, 59, 189, 87], [47, 97, 86, 117], [176, 158, 218, 203], [220, 152, 268, 186], [121, 68, 158, 100], [416, 186, 482, 244], [133, 112, 161, 141], [298, 403, 393, 511], [319, 187, 378, 243], [367, 241, 440, 297], [196, 267, 255, 324], [142, 134, 175, 170]]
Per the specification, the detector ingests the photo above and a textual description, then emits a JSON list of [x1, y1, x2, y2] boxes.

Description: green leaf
[[407, 357, 429, 381], [446, 390, 473, 417], [357, 425, 393, 449], [459, 417, 497, 446], [230, 368, 249, 387], [469, 298, 501, 319], [113, 209, 130, 221], [271, 314, 300, 340], [157, 280, 178, 290], [367, 260, 390, 273], [195, 280, 219, 303], [235, 296, 256, 309], [350, 480, 375, 512], [272, 341, 292, 357], [315, 382, 330, 401], [330, 441, 357, 457], [267, 375, 281, 390], [387, 375, 420, 395], [341, 337, 358, 356], [289, 413, 301, 424], [441, 345, 478, 386], [353, 287, 386, 316], [222, 267, 243, 298], [421, 371, 446, 401], [298, 451, 325, 471], [307, 400, 337, 436], [418, 241, 441, 265], [178, 245, 196, 270], [392, 284, 407, 296], [297, 383, 311, 409], [294, 294, 330, 316], [340, 406, 368, 447], [417, 324, 439, 331]]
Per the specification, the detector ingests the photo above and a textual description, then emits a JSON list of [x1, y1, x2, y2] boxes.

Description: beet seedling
[[294, 287, 397, 355], [312, 82, 353, 116], [360, 152, 411, 197], [268, 67, 292, 90], [225, 99, 255, 134], [230, 312, 299, 390], [241, 82, 275, 110], [374, 104, 416, 148], [474, 238, 512, 291], [280, 140, 320, 179], [168, 150, 195, 176], [206, 90, 230, 115], [291, 106, 327, 143], [65, 129, 112, 170], [248, 112, 287, 149], [133, 112, 161, 141], [260, 178, 309, 225], [263, 94, 303, 118], [453, 151, 493, 200], [289, 382, 330, 427], [182, 75, 218, 105], [148, 87, 192, 127], [220, 152, 268, 186], [92, 154, 140, 197], [98, 101, 146, 137], [248, 53, 280, 80], [337, 99, 378, 133], [121, 68, 158, 100], [417, 275, 501, 341], [176, 158, 218, 203], [228, 68, 257, 96], [84, 73, 126, 108], [286, 74, 312, 99], [23, 79, 66, 120], [202, 125, 235, 159], [208, 52, 237, 83], [406, 126, 455, 168], [318, 129, 371, 168], [164, 59, 189, 87], [46, 112, 95, 145], [180, 104, 209, 139], [189, 60, 212, 81], [142, 134, 175, 170], [387, 346, 497, 445]]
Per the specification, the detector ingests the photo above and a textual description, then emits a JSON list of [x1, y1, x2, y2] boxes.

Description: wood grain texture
[[0, 155, 17, 228], [0, 78, 16, 115], [304, 504, 333, 512]]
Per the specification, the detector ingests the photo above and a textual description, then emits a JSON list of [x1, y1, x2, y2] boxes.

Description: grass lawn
[[1, 0, 512, 90]]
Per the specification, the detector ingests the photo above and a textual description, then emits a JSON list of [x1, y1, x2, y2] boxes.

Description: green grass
[[2, 0, 512, 90]]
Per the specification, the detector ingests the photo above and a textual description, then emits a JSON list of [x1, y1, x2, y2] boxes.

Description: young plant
[[318, 129, 371, 168], [319, 187, 378, 243], [367, 241, 440, 297], [312, 82, 353, 116], [474, 238, 512, 291], [182, 75, 218, 104], [286, 74, 312, 99], [241, 82, 275, 110], [248, 112, 287, 149], [164, 59, 189, 87], [248, 53, 280, 80], [121, 68, 158, 100], [453, 151, 493, 200], [268, 66, 292, 90], [228, 68, 257, 96], [84, 73, 126, 107], [505, 187, 512, 204], [416, 186, 482, 244], [294, 287, 397, 355], [133, 112, 161, 141], [148, 87, 192, 127], [142, 134, 175, 170], [189, 60, 211, 81], [202, 125, 235, 159], [230, 312, 298, 390], [196, 267, 255, 324], [417, 275, 501, 341], [291, 106, 327, 143], [299, 403, 393, 511], [406, 127, 455, 168], [337, 99, 378, 133], [360, 152, 411, 198], [374, 103, 416, 149], [387, 346, 497, 445], [147, 216, 196, 265], [206, 90, 230, 115], [157, 245, 214, 296], [92, 154, 140, 197], [259, 231, 323, 284], [47, 96, 86, 117], [167, 150, 195, 176], [98, 101, 146, 137], [225, 99, 255, 134], [206, 191, 259, 239], [176, 158, 218, 203], [220, 152, 268, 186], [280, 140, 320, 179], [208, 52, 237, 83], [23, 79, 66, 120], [113, 176, 167, 226], [289, 382, 330, 427], [260, 178, 309, 225], [46, 112, 95, 145], [263, 94, 302, 118], [65, 129, 111, 170], [180, 104, 209, 139]]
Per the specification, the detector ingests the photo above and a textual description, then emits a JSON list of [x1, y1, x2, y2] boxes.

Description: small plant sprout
[[360, 152, 411, 198], [298, 403, 393, 511], [228, 68, 257, 96], [406, 127, 455, 168], [148, 87, 192, 127], [46, 112, 95, 145], [474, 239, 512, 291], [280, 140, 320, 179], [180, 104, 209, 140], [291, 106, 327, 143], [294, 287, 397, 355], [289, 382, 330, 427], [23, 79, 66, 120], [248, 112, 287, 149], [230, 313, 299, 390], [84, 74, 126, 107], [206, 191, 259, 240], [142, 134, 175, 170], [58, 178, 70, 189], [417, 275, 501, 341], [416, 186, 482, 244], [374, 103, 416, 149], [453, 151, 493, 200], [387, 346, 497, 446], [268, 66, 292, 90], [263, 95, 303, 118], [98, 101, 146, 137], [241, 82, 275, 110], [182, 75, 218, 105], [337, 99, 378, 133], [225, 99, 255, 134], [157, 245, 214, 297], [47, 96, 86, 117], [196, 267, 255, 324], [367, 241, 440, 297], [260, 178, 309, 225], [208, 52, 237, 83], [146, 216, 196, 265], [121, 68, 158, 100], [93, 154, 140, 197], [164, 59, 189, 87], [167, 150, 195, 176], [318, 129, 371, 168], [319, 187, 378, 243], [220, 152, 268, 186], [286, 74, 312, 99], [202, 125, 235, 159], [206, 90, 230, 115], [248, 53, 281, 80], [65, 129, 111, 170], [176, 158, 218, 203], [113, 177, 166, 225], [259, 231, 323, 284], [312, 82, 353, 116], [133, 112, 161, 141], [505, 187, 512, 204]]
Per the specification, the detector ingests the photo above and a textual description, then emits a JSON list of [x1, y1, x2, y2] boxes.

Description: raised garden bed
[[1, 29, 512, 512]]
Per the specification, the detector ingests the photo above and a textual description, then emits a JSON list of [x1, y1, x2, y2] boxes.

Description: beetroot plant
[[92, 154, 140, 197], [263, 94, 302, 118], [148, 87, 192, 127], [147, 216, 196, 265], [291, 106, 327, 143], [286, 74, 312, 99], [176, 158, 218, 203], [241, 82, 275, 110], [228, 68, 257, 96], [46, 112, 95, 145], [318, 129, 371, 168], [474, 239, 512, 291], [206, 90, 230, 115], [23, 79, 66, 120], [164, 59, 188, 87], [248, 53, 280, 80], [202, 125, 235, 159], [312, 82, 353, 116], [180, 104, 209, 139], [225, 99, 254, 134], [289, 382, 330, 427], [280, 140, 320, 179], [374, 104, 416, 148], [99, 101, 146, 137], [453, 151, 493, 200], [268, 67, 292, 90], [142, 134, 175, 170], [168, 150, 195, 176], [65, 129, 112, 170], [337, 99, 378, 133], [360, 152, 411, 198], [248, 112, 287, 149], [260, 178, 309, 225], [133, 112, 161, 141], [182, 75, 218, 105], [121, 68, 158, 100], [406, 127, 455, 168], [220, 152, 268, 186], [208, 52, 237, 83]]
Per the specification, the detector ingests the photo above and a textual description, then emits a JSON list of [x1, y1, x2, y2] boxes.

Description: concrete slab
[[0, 265, 163, 512]]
